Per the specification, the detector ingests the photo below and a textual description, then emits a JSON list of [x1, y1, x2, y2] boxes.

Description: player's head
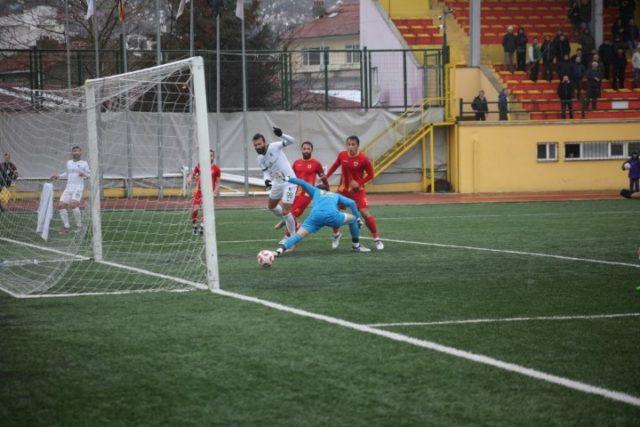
[[301, 141, 313, 160], [252, 133, 267, 155], [210, 149, 215, 162], [346, 136, 359, 156], [71, 146, 82, 160], [3, 152, 9, 161], [316, 183, 329, 191], [632, 151, 639, 160]]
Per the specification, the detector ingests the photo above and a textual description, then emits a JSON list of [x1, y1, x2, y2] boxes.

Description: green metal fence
[[0, 47, 447, 112]]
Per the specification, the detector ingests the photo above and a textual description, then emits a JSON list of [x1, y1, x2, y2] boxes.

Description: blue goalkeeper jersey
[[287, 177, 358, 218]]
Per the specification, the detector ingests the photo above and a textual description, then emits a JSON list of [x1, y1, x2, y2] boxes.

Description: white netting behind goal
[[0, 58, 218, 297]]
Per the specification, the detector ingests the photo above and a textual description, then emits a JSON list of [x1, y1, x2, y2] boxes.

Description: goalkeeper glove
[[273, 127, 283, 137], [264, 179, 272, 189]]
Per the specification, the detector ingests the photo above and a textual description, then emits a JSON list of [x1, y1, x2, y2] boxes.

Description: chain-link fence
[[0, 47, 447, 112]]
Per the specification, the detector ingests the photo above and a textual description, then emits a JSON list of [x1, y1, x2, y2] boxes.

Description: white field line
[[4, 240, 640, 406], [213, 288, 640, 408], [214, 210, 637, 226], [367, 313, 640, 328], [360, 237, 640, 269], [0, 237, 91, 261]]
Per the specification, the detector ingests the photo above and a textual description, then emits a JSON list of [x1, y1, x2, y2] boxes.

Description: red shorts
[[338, 190, 368, 210], [291, 193, 312, 218], [192, 191, 202, 207]]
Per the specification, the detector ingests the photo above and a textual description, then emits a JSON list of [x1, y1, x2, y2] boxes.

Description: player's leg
[[275, 227, 310, 257], [354, 192, 383, 250], [331, 199, 347, 249], [68, 190, 83, 231], [279, 183, 297, 236], [191, 195, 201, 235], [58, 192, 71, 233], [338, 212, 370, 253]]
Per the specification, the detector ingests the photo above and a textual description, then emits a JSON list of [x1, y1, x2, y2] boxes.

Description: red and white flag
[[176, 0, 190, 18], [85, 0, 95, 20], [235, 0, 243, 20], [117, 0, 125, 22]]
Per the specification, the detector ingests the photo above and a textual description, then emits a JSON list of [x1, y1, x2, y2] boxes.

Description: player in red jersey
[[187, 149, 221, 235], [274, 141, 328, 231], [325, 135, 383, 250]]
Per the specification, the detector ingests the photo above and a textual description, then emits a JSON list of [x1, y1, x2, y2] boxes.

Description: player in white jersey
[[51, 146, 90, 234], [252, 127, 298, 238]]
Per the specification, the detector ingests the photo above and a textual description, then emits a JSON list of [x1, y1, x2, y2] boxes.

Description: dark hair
[[316, 183, 329, 191], [252, 133, 265, 142], [346, 135, 360, 146], [209, 149, 215, 153], [301, 141, 314, 149], [71, 146, 81, 150]]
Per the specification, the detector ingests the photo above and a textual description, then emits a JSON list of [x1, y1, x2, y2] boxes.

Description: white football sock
[[283, 213, 296, 235], [269, 204, 283, 218], [72, 208, 82, 227], [60, 209, 70, 228]]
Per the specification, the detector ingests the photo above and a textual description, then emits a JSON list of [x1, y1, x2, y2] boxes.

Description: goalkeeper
[[274, 176, 370, 256]]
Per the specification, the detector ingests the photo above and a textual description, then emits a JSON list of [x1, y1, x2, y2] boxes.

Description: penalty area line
[[367, 312, 640, 328], [213, 288, 640, 408], [361, 237, 640, 269]]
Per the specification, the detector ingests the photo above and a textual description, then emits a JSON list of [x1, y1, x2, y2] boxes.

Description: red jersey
[[193, 163, 221, 194], [292, 158, 325, 185], [326, 151, 374, 193]]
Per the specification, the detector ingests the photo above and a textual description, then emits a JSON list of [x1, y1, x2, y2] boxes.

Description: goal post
[[0, 57, 220, 297]]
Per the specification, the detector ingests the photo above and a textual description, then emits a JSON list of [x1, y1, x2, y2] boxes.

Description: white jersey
[[257, 134, 296, 185], [60, 160, 90, 191]]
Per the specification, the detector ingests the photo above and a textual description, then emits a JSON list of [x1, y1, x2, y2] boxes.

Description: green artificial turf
[[1, 199, 639, 425]]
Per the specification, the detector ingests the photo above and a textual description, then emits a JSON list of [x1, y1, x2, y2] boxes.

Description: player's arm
[[262, 167, 272, 188], [79, 162, 91, 179], [357, 157, 375, 186], [316, 164, 329, 186], [273, 127, 296, 147], [286, 176, 317, 198], [325, 156, 341, 178], [52, 168, 67, 180], [337, 194, 359, 219]]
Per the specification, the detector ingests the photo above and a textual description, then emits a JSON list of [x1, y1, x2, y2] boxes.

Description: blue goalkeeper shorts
[[301, 210, 346, 234]]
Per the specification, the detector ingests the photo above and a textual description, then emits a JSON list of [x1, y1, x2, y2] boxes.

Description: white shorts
[[269, 182, 296, 204], [60, 187, 83, 203]]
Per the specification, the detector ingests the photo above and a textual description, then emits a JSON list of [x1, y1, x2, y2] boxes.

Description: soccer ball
[[257, 250, 275, 268], [623, 162, 631, 170]]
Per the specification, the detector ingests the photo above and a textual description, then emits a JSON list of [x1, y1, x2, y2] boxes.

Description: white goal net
[[0, 57, 219, 297]]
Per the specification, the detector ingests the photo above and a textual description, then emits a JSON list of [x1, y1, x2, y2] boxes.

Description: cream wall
[[456, 121, 640, 193], [454, 67, 501, 120], [379, 0, 431, 18]]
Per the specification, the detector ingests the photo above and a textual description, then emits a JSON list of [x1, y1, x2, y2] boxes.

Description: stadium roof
[[285, 1, 359, 40]]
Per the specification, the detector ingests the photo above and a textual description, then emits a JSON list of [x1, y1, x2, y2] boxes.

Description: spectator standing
[[516, 27, 528, 72], [541, 35, 555, 81], [612, 18, 625, 41], [570, 56, 586, 100], [585, 61, 601, 111], [632, 46, 640, 87], [579, 0, 592, 27], [498, 89, 509, 121], [579, 28, 596, 64], [619, 0, 636, 25], [624, 18, 639, 51], [503, 26, 517, 72], [598, 39, 615, 80], [528, 37, 542, 81], [557, 54, 572, 81], [622, 151, 640, 193], [612, 47, 628, 89], [554, 33, 571, 76], [571, 47, 584, 62], [558, 75, 575, 119], [471, 90, 489, 121]]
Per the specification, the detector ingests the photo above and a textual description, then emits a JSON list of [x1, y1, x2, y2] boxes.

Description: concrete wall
[[454, 67, 501, 120], [455, 121, 640, 193]]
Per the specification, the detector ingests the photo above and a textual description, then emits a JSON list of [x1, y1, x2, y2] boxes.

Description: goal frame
[[84, 56, 220, 292]]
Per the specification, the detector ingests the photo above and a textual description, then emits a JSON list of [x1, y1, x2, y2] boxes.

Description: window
[[303, 47, 329, 66], [564, 141, 633, 160], [346, 44, 360, 63], [628, 142, 640, 155], [537, 143, 558, 161]]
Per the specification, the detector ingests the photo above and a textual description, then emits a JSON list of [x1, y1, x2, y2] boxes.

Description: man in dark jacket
[[619, 0, 637, 25], [553, 34, 571, 76], [624, 18, 639, 51], [579, 28, 595, 64], [541, 35, 555, 81], [558, 75, 575, 119], [598, 39, 615, 80], [498, 89, 509, 121], [584, 61, 601, 112], [472, 90, 489, 121], [612, 18, 626, 41], [557, 54, 572, 82], [612, 47, 628, 89], [516, 27, 528, 71], [570, 56, 586, 100], [502, 26, 517, 72]]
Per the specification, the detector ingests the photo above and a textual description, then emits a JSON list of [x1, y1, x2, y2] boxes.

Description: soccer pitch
[[1, 199, 640, 425]]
